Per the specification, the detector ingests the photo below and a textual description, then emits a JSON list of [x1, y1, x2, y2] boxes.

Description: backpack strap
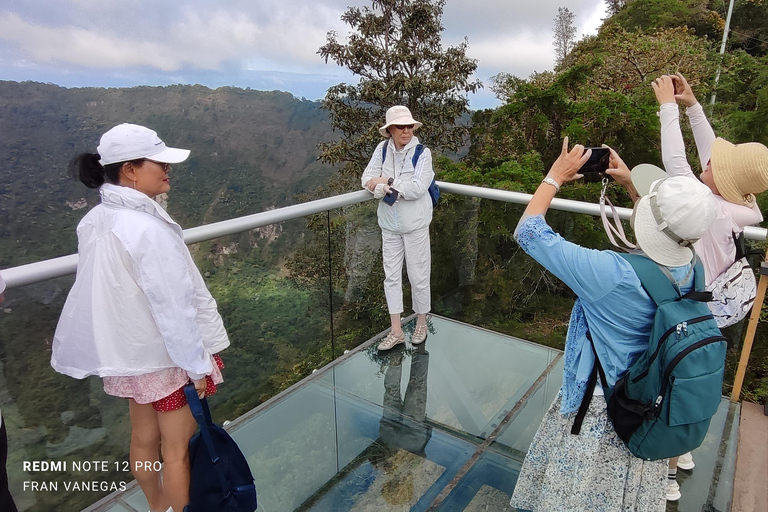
[[618, 253, 709, 305], [571, 331, 608, 435], [381, 142, 387, 164], [412, 144, 424, 166]]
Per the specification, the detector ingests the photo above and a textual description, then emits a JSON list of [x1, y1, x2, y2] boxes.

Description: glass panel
[[331, 316, 556, 438], [0, 211, 335, 511]]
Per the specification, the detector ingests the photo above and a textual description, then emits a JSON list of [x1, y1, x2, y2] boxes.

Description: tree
[[605, 0, 631, 16], [553, 7, 577, 68], [317, 0, 482, 185]]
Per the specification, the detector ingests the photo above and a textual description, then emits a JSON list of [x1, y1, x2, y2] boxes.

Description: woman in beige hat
[[361, 106, 434, 351], [509, 138, 717, 512], [652, 74, 768, 290]]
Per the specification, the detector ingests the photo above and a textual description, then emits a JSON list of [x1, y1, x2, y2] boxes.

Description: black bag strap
[[571, 332, 608, 435], [733, 231, 746, 260], [183, 384, 231, 497]]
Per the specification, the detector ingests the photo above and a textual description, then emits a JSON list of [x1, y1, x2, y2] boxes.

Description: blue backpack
[[183, 384, 257, 512], [572, 254, 727, 461], [381, 143, 439, 207]]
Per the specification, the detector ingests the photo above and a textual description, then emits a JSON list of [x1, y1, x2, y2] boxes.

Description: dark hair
[[68, 153, 143, 189]]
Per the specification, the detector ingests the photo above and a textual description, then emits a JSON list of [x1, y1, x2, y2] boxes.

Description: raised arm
[[674, 73, 716, 171], [653, 75, 696, 179]]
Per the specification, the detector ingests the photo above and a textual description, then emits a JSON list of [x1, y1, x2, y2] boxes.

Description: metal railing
[[3, 182, 765, 288]]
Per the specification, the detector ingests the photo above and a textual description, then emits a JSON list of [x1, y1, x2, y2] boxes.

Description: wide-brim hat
[[633, 177, 716, 267], [98, 123, 190, 166], [379, 106, 422, 137], [711, 137, 768, 207], [630, 163, 668, 197]]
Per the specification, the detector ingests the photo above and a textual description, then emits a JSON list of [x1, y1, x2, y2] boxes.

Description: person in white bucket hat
[[52, 124, 230, 512], [509, 138, 716, 512], [362, 106, 433, 351]]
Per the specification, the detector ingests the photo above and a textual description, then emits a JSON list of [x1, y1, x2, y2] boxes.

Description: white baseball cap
[[97, 123, 190, 166], [632, 176, 716, 267]]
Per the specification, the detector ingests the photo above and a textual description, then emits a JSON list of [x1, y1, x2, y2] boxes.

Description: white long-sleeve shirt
[[659, 102, 762, 285], [52, 184, 229, 381], [361, 136, 434, 234]]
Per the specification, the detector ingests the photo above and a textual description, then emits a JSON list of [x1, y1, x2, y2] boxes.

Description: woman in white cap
[[362, 106, 435, 351], [52, 124, 230, 512], [508, 139, 717, 512]]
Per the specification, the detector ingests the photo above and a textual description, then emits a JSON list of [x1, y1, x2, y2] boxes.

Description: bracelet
[[542, 177, 561, 193]]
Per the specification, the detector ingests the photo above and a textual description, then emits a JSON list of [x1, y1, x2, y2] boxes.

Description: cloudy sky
[[0, 0, 607, 109]]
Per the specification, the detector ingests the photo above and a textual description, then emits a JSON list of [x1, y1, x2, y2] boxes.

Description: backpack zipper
[[649, 335, 726, 417], [631, 315, 713, 383]]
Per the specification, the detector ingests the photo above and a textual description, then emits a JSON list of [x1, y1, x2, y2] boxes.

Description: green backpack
[[573, 254, 727, 461]]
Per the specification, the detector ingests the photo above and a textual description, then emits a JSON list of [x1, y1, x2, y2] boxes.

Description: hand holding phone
[[579, 147, 610, 174], [383, 188, 399, 205]]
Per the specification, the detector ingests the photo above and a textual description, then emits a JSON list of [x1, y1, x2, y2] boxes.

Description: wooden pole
[[730, 258, 768, 402]]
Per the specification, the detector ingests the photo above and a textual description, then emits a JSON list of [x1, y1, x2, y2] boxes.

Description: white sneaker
[[666, 480, 681, 501], [378, 331, 405, 351], [677, 451, 695, 470], [411, 324, 428, 345]]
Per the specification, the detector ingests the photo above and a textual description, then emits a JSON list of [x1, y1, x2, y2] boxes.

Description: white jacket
[[361, 136, 434, 234], [51, 183, 229, 380]]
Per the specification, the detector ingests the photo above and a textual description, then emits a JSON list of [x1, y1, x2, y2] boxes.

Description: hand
[[604, 145, 640, 203], [604, 145, 631, 187], [651, 75, 676, 105], [546, 137, 589, 185], [367, 177, 389, 192], [192, 378, 207, 399], [673, 73, 697, 107]]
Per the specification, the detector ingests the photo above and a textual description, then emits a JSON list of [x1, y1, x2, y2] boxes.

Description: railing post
[[730, 253, 768, 402]]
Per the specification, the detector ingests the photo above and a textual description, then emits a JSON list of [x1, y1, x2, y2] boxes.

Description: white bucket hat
[[97, 123, 190, 166], [632, 176, 716, 267], [379, 106, 422, 137]]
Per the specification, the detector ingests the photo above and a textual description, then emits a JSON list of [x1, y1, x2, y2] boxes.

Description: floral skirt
[[509, 390, 667, 512], [103, 355, 224, 411]]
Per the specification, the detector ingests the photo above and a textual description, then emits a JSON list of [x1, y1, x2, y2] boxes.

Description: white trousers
[[381, 227, 431, 315]]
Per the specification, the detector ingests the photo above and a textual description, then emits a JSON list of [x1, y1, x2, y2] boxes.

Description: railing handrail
[[2, 181, 766, 288]]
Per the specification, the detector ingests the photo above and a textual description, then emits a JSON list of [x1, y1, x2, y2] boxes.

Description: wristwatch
[[387, 177, 394, 186], [542, 177, 561, 193]]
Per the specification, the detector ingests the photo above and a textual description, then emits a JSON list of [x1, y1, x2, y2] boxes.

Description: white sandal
[[378, 331, 405, 351], [411, 325, 428, 345]]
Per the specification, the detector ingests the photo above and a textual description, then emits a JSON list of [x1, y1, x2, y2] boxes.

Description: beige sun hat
[[710, 138, 768, 207], [379, 105, 423, 137], [632, 176, 716, 267]]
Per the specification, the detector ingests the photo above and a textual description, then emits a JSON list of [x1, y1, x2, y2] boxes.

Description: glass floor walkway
[[85, 315, 738, 512]]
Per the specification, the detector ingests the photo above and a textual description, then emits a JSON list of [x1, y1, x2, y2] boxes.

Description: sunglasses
[[392, 124, 414, 130], [145, 159, 171, 172]]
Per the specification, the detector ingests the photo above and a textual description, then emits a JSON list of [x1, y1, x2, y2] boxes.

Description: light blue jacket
[[515, 215, 693, 414]]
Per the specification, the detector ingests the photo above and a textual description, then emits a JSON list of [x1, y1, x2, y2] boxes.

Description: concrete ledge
[[732, 401, 768, 511]]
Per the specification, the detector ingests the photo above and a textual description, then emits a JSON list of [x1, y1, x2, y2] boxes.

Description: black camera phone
[[579, 147, 610, 174], [383, 188, 399, 205]]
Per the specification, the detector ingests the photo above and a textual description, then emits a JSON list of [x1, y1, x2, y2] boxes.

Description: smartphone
[[382, 189, 399, 205], [579, 147, 610, 174]]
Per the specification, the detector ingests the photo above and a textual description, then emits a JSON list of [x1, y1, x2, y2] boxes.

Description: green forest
[[1, 0, 768, 510]]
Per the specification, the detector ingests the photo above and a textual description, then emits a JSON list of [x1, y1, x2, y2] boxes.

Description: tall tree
[[553, 7, 577, 68], [605, 0, 630, 16], [318, 0, 482, 184]]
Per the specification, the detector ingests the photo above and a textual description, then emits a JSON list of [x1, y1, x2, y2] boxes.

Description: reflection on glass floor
[[85, 315, 738, 512]]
